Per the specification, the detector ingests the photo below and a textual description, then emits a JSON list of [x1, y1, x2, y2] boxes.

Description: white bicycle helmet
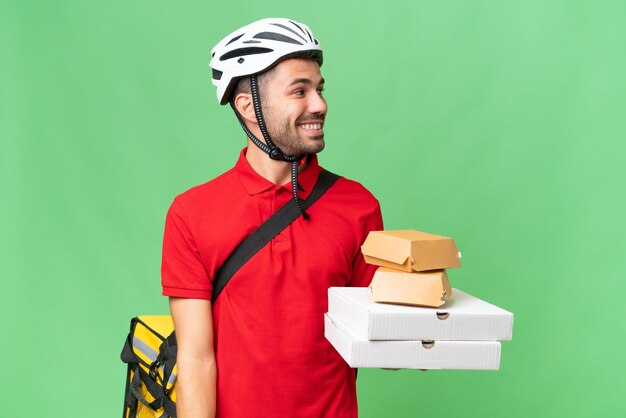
[[210, 18, 323, 105]]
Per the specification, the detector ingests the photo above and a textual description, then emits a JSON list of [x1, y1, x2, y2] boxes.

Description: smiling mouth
[[297, 123, 323, 130]]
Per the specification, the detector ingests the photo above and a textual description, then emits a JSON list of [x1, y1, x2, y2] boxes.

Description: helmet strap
[[230, 75, 310, 219], [250, 75, 287, 161]]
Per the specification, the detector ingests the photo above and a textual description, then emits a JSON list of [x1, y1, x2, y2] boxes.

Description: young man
[[161, 18, 383, 418]]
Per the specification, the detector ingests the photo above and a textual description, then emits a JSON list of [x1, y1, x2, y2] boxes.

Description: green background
[[2, 1, 624, 417]]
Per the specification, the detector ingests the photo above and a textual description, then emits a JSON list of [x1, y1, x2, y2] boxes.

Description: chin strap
[[231, 75, 310, 219]]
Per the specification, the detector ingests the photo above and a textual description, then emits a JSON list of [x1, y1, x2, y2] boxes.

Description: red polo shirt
[[162, 148, 383, 418]]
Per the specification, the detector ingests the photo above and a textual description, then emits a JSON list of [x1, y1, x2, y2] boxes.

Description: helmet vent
[[212, 69, 223, 80], [225, 33, 244, 46], [288, 20, 311, 42], [220, 47, 273, 61], [270, 23, 308, 42], [253, 32, 302, 45]]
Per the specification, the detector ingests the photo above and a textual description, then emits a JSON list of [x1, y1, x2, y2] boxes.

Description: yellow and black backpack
[[121, 316, 177, 418]]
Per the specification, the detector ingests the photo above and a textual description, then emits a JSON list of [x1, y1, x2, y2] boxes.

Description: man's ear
[[233, 93, 257, 126]]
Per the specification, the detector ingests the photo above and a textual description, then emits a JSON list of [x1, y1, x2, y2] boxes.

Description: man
[[161, 18, 383, 418]]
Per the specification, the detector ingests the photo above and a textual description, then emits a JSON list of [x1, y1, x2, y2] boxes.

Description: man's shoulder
[[332, 172, 379, 202], [172, 166, 238, 207], [320, 168, 380, 212]]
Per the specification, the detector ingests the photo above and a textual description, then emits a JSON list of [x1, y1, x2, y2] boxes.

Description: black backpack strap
[[211, 169, 339, 302]]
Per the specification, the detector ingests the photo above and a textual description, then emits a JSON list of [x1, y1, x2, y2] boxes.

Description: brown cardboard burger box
[[369, 267, 452, 308], [361, 230, 461, 272]]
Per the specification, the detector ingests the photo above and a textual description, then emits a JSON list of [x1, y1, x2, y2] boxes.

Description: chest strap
[[211, 169, 340, 302]]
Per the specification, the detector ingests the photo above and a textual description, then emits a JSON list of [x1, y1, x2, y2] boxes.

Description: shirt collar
[[235, 147, 323, 198]]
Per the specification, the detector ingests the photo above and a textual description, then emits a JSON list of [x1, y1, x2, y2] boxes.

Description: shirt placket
[[271, 185, 292, 243]]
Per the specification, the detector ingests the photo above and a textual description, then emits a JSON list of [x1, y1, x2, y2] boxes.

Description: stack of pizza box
[[324, 230, 514, 371]]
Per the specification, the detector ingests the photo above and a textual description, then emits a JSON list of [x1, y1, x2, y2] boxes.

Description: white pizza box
[[324, 313, 501, 370], [328, 287, 513, 341]]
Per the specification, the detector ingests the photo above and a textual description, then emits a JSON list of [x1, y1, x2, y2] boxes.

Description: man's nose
[[308, 92, 327, 115]]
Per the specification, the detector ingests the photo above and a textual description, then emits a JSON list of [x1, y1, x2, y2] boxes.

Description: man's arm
[[170, 297, 217, 418]]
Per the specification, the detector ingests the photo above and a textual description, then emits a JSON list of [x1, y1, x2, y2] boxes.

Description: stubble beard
[[265, 113, 326, 156]]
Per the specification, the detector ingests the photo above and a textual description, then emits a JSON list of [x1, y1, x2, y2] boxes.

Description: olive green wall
[[2, 1, 624, 417]]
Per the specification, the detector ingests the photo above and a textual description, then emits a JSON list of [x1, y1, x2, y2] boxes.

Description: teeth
[[299, 123, 322, 130]]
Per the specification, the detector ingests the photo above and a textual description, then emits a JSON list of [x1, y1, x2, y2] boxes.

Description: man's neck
[[245, 140, 307, 185]]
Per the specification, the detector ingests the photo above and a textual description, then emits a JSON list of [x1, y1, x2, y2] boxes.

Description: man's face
[[260, 58, 327, 156]]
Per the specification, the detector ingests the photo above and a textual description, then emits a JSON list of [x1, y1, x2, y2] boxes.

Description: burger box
[[324, 313, 502, 370], [361, 230, 462, 272], [328, 287, 513, 341], [369, 268, 451, 308]]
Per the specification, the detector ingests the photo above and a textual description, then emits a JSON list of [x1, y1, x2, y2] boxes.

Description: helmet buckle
[[269, 148, 283, 160]]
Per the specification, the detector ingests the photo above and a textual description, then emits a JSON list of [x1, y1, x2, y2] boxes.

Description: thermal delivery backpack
[[121, 316, 177, 418]]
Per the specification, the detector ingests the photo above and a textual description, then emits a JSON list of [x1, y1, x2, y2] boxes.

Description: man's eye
[[294, 89, 304, 96], [317, 88, 325, 96]]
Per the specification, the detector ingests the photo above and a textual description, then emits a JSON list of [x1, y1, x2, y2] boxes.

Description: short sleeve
[[348, 200, 384, 287], [161, 198, 213, 299]]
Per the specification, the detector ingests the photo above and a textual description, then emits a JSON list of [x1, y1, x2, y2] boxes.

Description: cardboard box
[[361, 230, 462, 272], [324, 313, 502, 370], [369, 268, 452, 308], [328, 287, 513, 341]]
